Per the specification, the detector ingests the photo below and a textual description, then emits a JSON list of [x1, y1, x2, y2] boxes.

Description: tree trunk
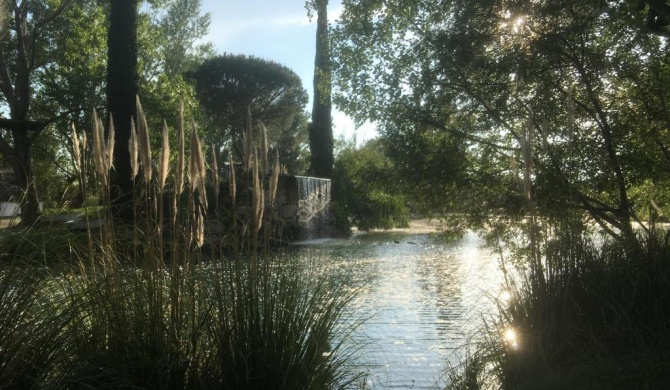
[[107, 0, 139, 218], [12, 129, 39, 224], [309, 0, 334, 178]]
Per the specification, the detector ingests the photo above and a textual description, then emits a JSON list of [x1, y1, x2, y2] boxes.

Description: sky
[[199, 0, 377, 145]]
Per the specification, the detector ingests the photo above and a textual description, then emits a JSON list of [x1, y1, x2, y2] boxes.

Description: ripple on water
[[289, 230, 503, 389]]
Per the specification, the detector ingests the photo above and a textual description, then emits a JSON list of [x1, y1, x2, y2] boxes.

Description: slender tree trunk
[[107, 0, 139, 217], [0, 127, 40, 225], [5, 2, 39, 225], [12, 130, 39, 223], [309, 0, 334, 178]]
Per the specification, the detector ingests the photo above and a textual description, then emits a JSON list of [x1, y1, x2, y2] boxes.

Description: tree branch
[[35, 0, 74, 31]]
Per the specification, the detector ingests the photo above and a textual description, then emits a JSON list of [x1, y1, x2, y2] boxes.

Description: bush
[[333, 139, 410, 232]]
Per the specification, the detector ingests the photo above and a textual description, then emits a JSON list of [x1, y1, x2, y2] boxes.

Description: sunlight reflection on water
[[287, 230, 503, 389]]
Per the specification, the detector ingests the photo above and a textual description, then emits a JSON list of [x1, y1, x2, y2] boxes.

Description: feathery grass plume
[[242, 132, 249, 172], [71, 124, 82, 173], [195, 208, 205, 247], [188, 129, 207, 248], [136, 96, 153, 183], [211, 146, 219, 199], [189, 123, 207, 211], [106, 115, 115, 171], [268, 150, 280, 207], [253, 149, 264, 232], [81, 131, 87, 156], [228, 154, 236, 207], [176, 100, 185, 196], [91, 110, 108, 185], [129, 120, 139, 179], [159, 120, 171, 191], [196, 129, 207, 196], [259, 120, 268, 173]]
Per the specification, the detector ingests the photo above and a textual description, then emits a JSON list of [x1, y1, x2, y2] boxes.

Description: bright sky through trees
[[200, 0, 377, 145]]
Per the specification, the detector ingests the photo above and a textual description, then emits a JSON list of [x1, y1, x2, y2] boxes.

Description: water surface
[[288, 229, 503, 389]]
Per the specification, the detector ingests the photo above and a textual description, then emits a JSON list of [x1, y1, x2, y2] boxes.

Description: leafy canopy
[[331, 0, 670, 244], [190, 54, 308, 164]]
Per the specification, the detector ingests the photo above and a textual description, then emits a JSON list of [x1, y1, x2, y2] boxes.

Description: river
[[286, 225, 504, 389]]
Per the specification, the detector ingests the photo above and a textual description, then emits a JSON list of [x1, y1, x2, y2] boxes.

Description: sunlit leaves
[[332, 0, 670, 238]]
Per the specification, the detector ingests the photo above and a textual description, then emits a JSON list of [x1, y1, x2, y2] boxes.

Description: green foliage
[[137, 0, 214, 134], [0, 248, 364, 389], [190, 54, 308, 165], [24, 0, 211, 207], [141, 0, 213, 78], [274, 112, 310, 175], [333, 138, 409, 232], [0, 265, 69, 389], [331, 0, 670, 245]]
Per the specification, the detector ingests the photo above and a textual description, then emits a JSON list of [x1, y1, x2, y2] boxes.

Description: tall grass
[[0, 102, 365, 389], [0, 264, 70, 389], [447, 222, 670, 390]]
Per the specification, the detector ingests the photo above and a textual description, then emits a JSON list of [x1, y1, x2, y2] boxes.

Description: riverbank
[[351, 218, 447, 235]]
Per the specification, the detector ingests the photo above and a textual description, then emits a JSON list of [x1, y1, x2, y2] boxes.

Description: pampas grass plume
[[136, 96, 153, 183], [129, 120, 139, 180], [159, 120, 171, 190]]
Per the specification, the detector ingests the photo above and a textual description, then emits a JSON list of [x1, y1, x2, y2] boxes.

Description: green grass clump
[[0, 265, 70, 389], [43, 256, 361, 390]]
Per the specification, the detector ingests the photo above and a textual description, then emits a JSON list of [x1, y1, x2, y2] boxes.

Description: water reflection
[[285, 230, 502, 389]]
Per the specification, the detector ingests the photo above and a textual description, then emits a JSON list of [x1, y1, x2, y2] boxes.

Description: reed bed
[[0, 101, 365, 389]]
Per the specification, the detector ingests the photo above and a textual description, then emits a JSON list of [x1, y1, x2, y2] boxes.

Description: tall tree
[[191, 54, 308, 162], [307, 0, 333, 178], [146, 0, 212, 78], [107, 0, 139, 215], [0, 0, 74, 224]]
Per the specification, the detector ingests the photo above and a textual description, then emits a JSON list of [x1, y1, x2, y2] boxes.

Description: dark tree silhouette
[[308, 0, 333, 178], [0, 0, 74, 225], [191, 54, 307, 161], [107, 0, 139, 216]]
